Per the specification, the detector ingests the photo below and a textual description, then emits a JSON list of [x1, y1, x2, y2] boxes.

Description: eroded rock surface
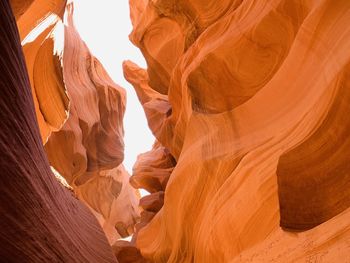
[[0, 1, 116, 261], [17, 0, 68, 143], [4, 0, 350, 261], [12, 0, 140, 245], [123, 0, 350, 262]]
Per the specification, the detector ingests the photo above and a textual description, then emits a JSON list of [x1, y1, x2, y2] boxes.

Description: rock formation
[[43, 4, 140, 243], [16, 0, 68, 143], [9, 0, 140, 248], [3, 0, 350, 262], [0, 0, 116, 261], [123, 0, 350, 262]]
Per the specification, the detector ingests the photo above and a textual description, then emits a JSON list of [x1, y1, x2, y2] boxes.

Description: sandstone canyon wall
[[123, 0, 350, 262], [2, 0, 350, 262], [14, 0, 140, 245], [0, 0, 116, 261]]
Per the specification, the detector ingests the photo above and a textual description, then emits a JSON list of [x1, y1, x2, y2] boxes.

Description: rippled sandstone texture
[[0, 0, 116, 261], [11, 0, 140, 246], [123, 0, 350, 262]]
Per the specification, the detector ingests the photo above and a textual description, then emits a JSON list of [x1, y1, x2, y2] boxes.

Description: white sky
[[72, 0, 154, 175]]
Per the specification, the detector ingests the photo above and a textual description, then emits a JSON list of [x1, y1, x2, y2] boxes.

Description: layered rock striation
[[43, 4, 140, 243], [0, 1, 116, 261], [9, 0, 140, 247], [123, 0, 350, 262], [3, 0, 350, 262]]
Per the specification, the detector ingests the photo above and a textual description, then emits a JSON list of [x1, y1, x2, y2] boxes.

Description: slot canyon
[[1, 0, 350, 262]]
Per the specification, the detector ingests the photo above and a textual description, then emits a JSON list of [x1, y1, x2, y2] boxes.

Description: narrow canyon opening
[[59, 0, 155, 243], [2, 0, 350, 262], [72, 0, 154, 179]]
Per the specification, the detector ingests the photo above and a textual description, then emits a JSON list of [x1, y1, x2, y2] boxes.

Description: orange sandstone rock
[[17, 0, 68, 143], [125, 0, 350, 262], [0, 1, 116, 261], [130, 142, 175, 194], [44, 4, 139, 243], [112, 240, 150, 263], [139, 191, 164, 213], [13, 0, 140, 245]]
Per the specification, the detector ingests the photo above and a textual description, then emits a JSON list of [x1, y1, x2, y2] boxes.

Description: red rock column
[[0, 1, 116, 262]]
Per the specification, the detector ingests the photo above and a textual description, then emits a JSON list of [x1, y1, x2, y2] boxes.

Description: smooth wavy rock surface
[[125, 0, 350, 262], [44, 4, 139, 243], [16, 0, 68, 143], [0, 1, 116, 261], [12, 0, 140, 245]]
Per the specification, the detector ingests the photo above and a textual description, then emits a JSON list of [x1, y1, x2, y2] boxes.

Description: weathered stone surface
[[13, 0, 140, 245], [0, 1, 116, 261], [44, 4, 126, 184], [123, 61, 172, 139], [130, 141, 174, 194], [124, 0, 350, 262], [112, 241, 149, 263], [74, 165, 139, 242], [139, 191, 164, 213], [5, 0, 350, 261], [10, 0, 35, 20], [43, 4, 139, 243], [17, 0, 68, 143]]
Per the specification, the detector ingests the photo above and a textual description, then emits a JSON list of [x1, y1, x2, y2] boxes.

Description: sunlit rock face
[[16, 0, 68, 143], [0, 1, 115, 261], [124, 0, 350, 262], [13, 0, 140, 244]]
